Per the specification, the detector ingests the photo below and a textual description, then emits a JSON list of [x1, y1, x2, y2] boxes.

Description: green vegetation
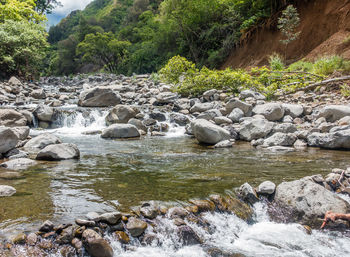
[[159, 55, 350, 98], [278, 5, 300, 46]]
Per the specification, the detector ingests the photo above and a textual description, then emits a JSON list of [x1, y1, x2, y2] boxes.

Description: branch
[[281, 75, 350, 95]]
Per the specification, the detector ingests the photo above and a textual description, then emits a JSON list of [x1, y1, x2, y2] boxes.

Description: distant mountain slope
[[223, 0, 350, 68]]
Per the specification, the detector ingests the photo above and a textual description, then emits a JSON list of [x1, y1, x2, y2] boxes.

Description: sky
[[47, 0, 94, 27]]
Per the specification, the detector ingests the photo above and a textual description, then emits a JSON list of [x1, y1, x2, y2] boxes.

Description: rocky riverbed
[[1, 74, 350, 256]]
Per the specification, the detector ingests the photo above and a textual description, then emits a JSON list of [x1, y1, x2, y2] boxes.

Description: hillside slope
[[223, 0, 350, 68]]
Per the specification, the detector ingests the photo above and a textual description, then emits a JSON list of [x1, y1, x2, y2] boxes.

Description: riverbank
[[1, 74, 350, 256]]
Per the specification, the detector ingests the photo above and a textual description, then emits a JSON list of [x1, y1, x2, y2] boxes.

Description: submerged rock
[[274, 178, 350, 227], [0, 185, 16, 197], [0, 158, 36, 170], [101, 124, 140, 138], [36, 143, 80, 161], [191, 119, 231, 144]]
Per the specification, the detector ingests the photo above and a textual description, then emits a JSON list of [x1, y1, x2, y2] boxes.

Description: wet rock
[[214, 140, 234, 148], [168, 207, 189, 219], [114, 231, 130, 244], [257, 181, 276, 195], [0, 171, 22, 179], [98, 212, 122, 225], [0, 158, 36, 170], [170, 113, 190, 126], [39, 220, 54, 232], [191, 119, 231, 145], [239, 118, 274, 141], [318, 105, 350, 122], [262, 132, 297, 147], [177, 225, 202, 245], [24, 133, 61, 150], [86, 212, 100, 221], [140, 206, 158, 219], [274, 178, 350, 226], [238, 183, 259, 205], [0, 185, 16, 197], [252, 103, 285, 121], [265, 146, 295, 152], [12, 233, 26, 244], [8, 76, 22, 87], [189, 199, 215, 212], [26, 232, 38, 246], [0, 127, 19, 154], [82, 229, 113, 257], [57, 225, 74, 244], [75, 219, 95, 227], [149, 111, 166, 122], [101, 124, 140, 138], [307, 129, 350, 149], [79, 86, 121, 107], [36, 143, 80, 161], [105, 105, 136, 125], [126, 217, 147, 237], [209, 194, 252, 220], [34, 105, 54, 122], [0, 109, 27, 127]]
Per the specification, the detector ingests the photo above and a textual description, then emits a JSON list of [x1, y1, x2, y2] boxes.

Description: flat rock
[[101, 124, 140, 138], [79, 87, 121, 107], [252, 103, 284, 121], [24, 133, 61, 150], [0, 158, 36, 170], [36, 143, 80, 161]]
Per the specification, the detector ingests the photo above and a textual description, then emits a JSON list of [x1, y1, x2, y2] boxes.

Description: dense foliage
[[46, 0, 295, 76], [160, 55, 350, 98], [0, 0, 48, 79]]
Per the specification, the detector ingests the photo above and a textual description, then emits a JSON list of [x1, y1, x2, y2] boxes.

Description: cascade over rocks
[[78, 87, 121, 107], [191, 119, 231, 144]]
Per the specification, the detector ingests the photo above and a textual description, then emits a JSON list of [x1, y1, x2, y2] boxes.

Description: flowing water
[[1, 106, 350, 256]]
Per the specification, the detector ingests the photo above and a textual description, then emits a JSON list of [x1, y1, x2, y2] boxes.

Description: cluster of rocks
[[2, 193, 253, 257]]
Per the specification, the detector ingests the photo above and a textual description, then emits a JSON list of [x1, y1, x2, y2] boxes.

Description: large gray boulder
[[34, 105, 54, 122], [10, 126, 30, 140], [228, 108, 244, 123], [307, 129, 350, 149], [36, 143, 80, 161], [101, 124, 140, 139], [24, 133, 61, 150], [105, 105, 136, 125], [239, 118, 274, 141], [262, 132, 297, 147], [252, 103, 285, 121], [318, 105, 350, 122], [0, 158, 36, 170], [0, 127, 19, 154], [79, 87, 121, 107], [0, 185, 16, 197], [191, 119, 231, 144], [0, 109, 27, 127], [274, 178, 350, 226], [225, 98, 252, 115], [282, 104, 304, 118]]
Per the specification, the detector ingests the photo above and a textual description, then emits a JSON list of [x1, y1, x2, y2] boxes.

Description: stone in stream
[[30, 88, 46, 99], [24, 133, 61, 150], [56, 225, 75, 244], [36, 143, 80, 161], [0, 158, 36, 170], [34, 105, 54, 122], [126, 217, 148, 237], [79, 86, 121, 107], [274, 178, 350, 227], [82, 229, 113, 257], [115, 231, 130, 244], [214, 140, 234, 148], [98, 212, 122, 225], [318, 105, 350, 122], [177, 225, 202, 245], [39, 220, 54, 232], [170, 113, 190, 126], [252, 103, 285, 121], [191, 119, 231, 145], [256, 181, 276, 195], [0, 171, 22, 179], [0, 109, 27, 127], [0, 127, 19, 154], [189, 199, 215, 212], [105, 105, 136, 125], [262, 132, 297, 147], [101, 124, 140, 138], [10, 126, 30, 140], [26, 232, 38, 246], [140, 205, 158, 219], [238, 183, 259, 205], [238, 118, 275, 141], [128, 118, 147, 132], [307, 129, 350, 149], [0, 185, 16, 197]]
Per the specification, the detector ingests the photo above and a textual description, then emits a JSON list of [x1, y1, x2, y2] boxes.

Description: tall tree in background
[[34, 0, 62, 14], [76, 32, 131, 73], [0, 0, 46, 23]]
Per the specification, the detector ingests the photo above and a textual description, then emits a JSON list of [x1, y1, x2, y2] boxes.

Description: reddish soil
[[222, 0, 350, 69]]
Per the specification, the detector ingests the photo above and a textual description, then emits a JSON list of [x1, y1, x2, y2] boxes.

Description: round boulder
[[191, 119, 231, 145], [101, 124, 140, 139], [36, 143, 80, 161]]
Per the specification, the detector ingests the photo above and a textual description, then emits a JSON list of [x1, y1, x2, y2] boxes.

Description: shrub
[[158, 55, 198, 84], [288, 60, 313, 72], [311, 56, 350, 76], [269, 54, 285, 71]]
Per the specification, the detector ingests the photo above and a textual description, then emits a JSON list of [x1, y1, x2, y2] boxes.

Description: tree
[[0, 19, 48, 78], [76, 32, 131, 73], [278, 5, 300, 46], [34, 0, 62, 14], [0, 0, 46, 23]]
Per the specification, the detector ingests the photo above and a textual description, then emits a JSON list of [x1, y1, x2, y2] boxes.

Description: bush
[[311, 56, 350, 76], [158, 55, 198, 84], [269, 54, 285, 71], [288, 60, 313, 72]]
